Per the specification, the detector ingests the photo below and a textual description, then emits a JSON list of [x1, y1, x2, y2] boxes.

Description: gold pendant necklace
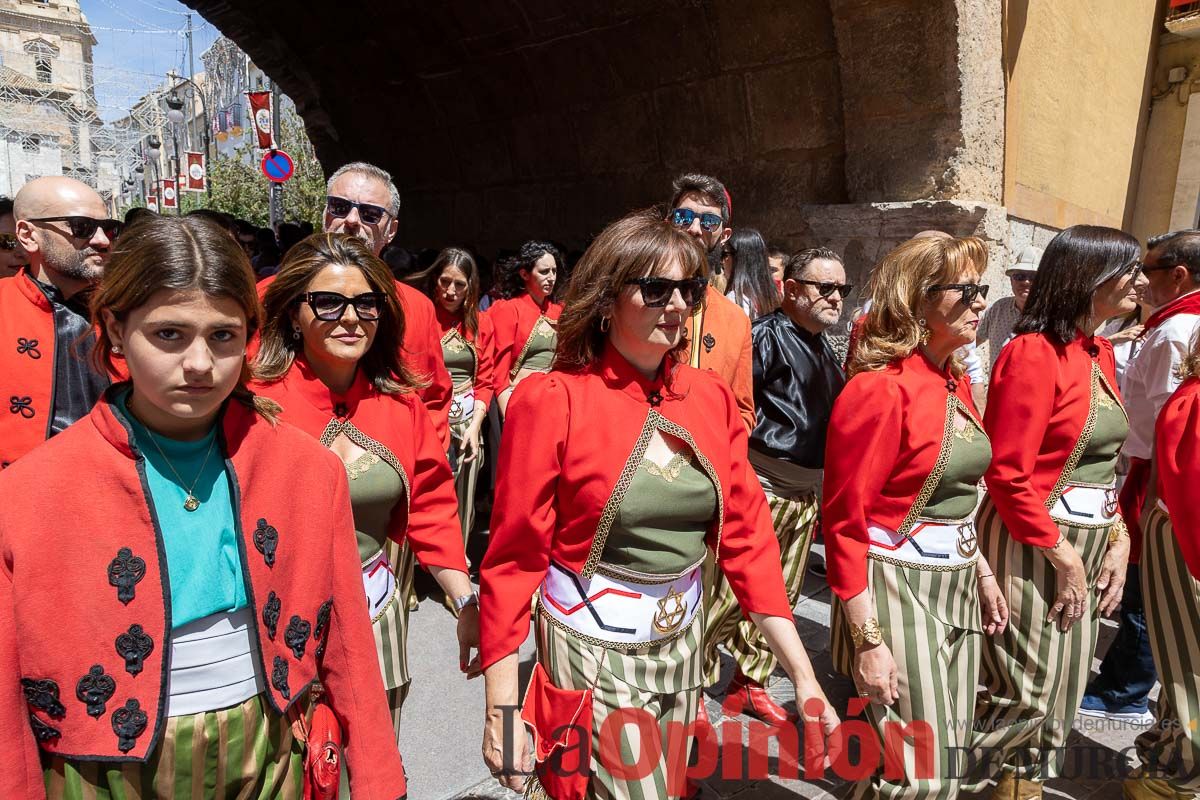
[[143, 428, 217, 512]]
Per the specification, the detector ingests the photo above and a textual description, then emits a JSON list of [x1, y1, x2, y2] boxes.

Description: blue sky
[[79, 0, 221, 122]]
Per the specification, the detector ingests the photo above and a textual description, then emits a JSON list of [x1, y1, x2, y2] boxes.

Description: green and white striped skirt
[[702, 491, 818, 686], [42, 692, 304, 799], [1135, 503, 1200, 791], [377, 538, 414, 741], [973, 496, 1112, 782], [529, 604, 705, 800]]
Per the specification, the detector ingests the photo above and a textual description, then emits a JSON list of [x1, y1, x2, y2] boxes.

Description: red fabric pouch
[[521, 662, 593, 800]]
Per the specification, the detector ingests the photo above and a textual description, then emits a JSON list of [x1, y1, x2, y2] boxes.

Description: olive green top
[[518, 316, 557, 373], [923, 416, 992, 520], [1069, 380, 1128, 486], [602, 452, 716, 575], [345, 452, 404, 561], [442, 329, 475, 388]]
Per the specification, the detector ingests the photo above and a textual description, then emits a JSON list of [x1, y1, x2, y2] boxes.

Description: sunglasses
[[625, 277, 708, 308], [796, 279, 854, 299], [325, 195, 391, 225], [1006, 271, 1036, 283], [0, 232, 18, 251], [928, 283, 990, 305], [302, 291, 387, 322], [1140, 261, 1178, 274], [669, 208, 723, 233], [28, 216, 122, 240]]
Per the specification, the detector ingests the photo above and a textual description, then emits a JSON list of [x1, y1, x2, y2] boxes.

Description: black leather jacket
[[748, 311, 846, 469]]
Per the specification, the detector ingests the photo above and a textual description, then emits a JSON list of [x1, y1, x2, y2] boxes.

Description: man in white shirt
[[1081, 229, 1200, 723]]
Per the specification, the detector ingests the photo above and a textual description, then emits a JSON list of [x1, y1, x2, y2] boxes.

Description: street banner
[[247, 90, 274, 149], [162, 179, 178, 209], [186, 151, 206, 192], [147, 193, 158, 212]]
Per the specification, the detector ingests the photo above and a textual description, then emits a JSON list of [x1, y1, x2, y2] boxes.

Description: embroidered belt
[[540, 561, 701, 647], [867, 517, 979, 569], [450, 385, 474, 425], [167, 607, 265, 717], [1049, 483, 1118, 528], [362, 548, 398, 622]]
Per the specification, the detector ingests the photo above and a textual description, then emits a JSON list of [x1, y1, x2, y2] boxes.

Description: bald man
[[0, 177, 118, 467]]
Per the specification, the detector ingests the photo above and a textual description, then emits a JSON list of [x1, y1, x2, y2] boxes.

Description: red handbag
[[291, 689, 343, 800], [520, 662, 593, 800]]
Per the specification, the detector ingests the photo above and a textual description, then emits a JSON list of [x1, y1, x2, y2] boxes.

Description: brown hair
[[413, 247, 481, 337], [255, 232, 423, 393], [554, 208, 707, 371], [91, 214, 278, 420], [850, 235, 987, 377]]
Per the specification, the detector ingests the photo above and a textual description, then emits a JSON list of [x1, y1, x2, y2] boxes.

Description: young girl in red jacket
[[0, 215, 406, 799]]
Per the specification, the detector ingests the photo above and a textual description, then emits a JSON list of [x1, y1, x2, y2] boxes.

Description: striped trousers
[[1136, 504, 1200, 790], [43, 693, 304, 799], [702, 491, 818, 686], [378, 538, 414, 742], [449, 418, 484, 557], [973, 497, 1112, 782], [832, 554, 982, 800]]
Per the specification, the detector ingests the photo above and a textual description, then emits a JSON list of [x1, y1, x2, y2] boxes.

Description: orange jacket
[[485, 293, 563, 396], [684, 286, 755, 431], [478, 346, 792, 669], [253, 359, 467, 573], [0, 391, 406, 799], [0, 271, 58, 468]]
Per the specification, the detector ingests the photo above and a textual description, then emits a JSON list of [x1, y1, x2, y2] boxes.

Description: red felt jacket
[[257, 275, 453, 448], [0, 391, 406, 800], [823, 351, 984, 600], [485, 292, 563, 396], [685, 286, 756, 432], [253, 360, 467, 573], [1155, 377, 1200, 580], [478, 346, 792, 670], [436, 305, 496, 409], [0, 271, 55, 468], [984, 331, 1125, 548]]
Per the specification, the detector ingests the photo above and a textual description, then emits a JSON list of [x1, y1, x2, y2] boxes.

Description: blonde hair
[[1180, 327, 1200, 380], [850, 235, 987, 377]]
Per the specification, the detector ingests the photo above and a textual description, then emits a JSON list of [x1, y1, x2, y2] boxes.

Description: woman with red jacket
[[1121, 340, 1200, 800], [479, 210, 838, 799], [824, 234, 1008, 800], [487, 240, 564, 417], [254, 233, 478, 741], [419, 247, 494, 549], [0, 216, 406, 799], [974, 226, 1143, 799]]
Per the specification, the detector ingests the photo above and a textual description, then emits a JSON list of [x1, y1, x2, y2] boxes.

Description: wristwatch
[[850, 617, 884, 649], [452, 592, 480, 613]]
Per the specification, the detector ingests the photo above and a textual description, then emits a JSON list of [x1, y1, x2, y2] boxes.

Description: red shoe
[[722, 669, 797, 725]]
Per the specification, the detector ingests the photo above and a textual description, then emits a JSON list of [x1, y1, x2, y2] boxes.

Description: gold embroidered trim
[[344, 451, 380, 481], [1045, 365, 1101, 510], [867, 551, 979, 572], [441, 327, 468, 353], [536, 602, 695, 652], [581, 410, 723, 578], [1096, 367, 1128, 422], [451, 378, 474, 396], [319, 418, 411, 520], [642, 451, 692, 482], [894, 395, 957, 539], [510, 315, 555, 379], [593, 556, 705, 585]]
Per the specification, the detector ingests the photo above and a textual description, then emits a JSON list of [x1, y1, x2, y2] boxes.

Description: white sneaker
[[1076, 706, 1155, 725]]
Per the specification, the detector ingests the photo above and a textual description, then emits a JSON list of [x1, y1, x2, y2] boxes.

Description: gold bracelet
[[849, 617, 884, 649], [1108, 517, 1128, 545]]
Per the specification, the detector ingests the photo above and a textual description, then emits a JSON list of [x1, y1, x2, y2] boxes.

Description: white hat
[[1008, 245, 1043, 274]]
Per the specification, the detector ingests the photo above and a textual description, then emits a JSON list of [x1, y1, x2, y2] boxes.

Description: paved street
[[400, 542, 1147, 800]]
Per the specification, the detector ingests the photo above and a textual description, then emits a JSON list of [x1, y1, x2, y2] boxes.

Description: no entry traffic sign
[[260, 149, 294, 183]]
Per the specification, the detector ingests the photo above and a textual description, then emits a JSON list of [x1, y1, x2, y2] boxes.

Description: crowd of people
[[0, 162, 1197, 800]]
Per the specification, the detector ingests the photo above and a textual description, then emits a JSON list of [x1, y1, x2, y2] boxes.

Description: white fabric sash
[[1049, 483, 1118, 527], [867, 518, 979, 568], [362, 548, 397, 620], [167, 607, 264, 717]]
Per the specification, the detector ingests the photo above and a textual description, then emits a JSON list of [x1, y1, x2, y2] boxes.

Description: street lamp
[[165, 92, 185, 125], [145, 135, 161, 162]]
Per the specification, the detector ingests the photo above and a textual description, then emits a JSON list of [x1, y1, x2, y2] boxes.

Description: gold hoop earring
[[918, 318, 930, 346], [599, 317, 611, 333]]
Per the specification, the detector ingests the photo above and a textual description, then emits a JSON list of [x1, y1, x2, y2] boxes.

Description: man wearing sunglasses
[[666, 173, 756, 431], [705, 247, 849, 724], [318, 161, 453, 446], [977, 245, 1042, 376], [0, 176, 114, 467], [0, 196, 29, 279]]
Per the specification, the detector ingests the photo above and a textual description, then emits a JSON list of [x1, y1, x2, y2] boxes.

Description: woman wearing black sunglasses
[[487, 240, 564, 418], [254, 233, 479, 746], [973, 225, 1144, 800], [479, 209, 838, 798], [825, 234, 1006, 800]]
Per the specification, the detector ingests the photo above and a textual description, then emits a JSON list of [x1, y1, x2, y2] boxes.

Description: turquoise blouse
[[117, 391, 247, 628]]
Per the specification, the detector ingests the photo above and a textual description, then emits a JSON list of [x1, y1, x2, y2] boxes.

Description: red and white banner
[[185, 151, 206, 192], [147, 193, 158, 212], [161, 179, 178, 209], [246, 90, 274, 149]]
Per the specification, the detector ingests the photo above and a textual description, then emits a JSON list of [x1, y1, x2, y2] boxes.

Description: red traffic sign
[[260, 149, 294, 183]]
